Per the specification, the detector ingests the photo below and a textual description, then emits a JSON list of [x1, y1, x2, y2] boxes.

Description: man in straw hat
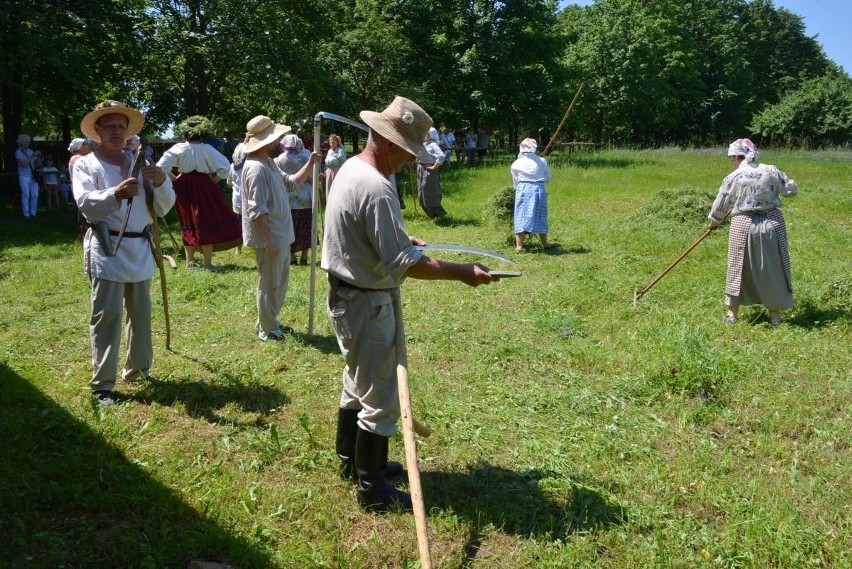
[[240, 115, 319, 341], [321, 96, 497, 513], [73, 100, 175, 406]]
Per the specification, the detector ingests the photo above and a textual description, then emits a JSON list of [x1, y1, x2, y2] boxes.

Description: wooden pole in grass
[[541, 83, 585, 157], [393, 294, 432, 569]]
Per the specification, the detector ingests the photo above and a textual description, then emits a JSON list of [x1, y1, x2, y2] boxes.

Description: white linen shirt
[[423, 140, 446, 165], [156, 141, 230, 178], [511, 152, 552, 186], [275, 150, 313, 210], [73, 153, 175, 282], [241, 157, 296, 248]]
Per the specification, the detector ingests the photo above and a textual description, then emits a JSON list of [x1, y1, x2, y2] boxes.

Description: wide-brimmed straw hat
[[80, 100, 145, 143], [243, 115, 291, 153], [360, 96, 434, 164]]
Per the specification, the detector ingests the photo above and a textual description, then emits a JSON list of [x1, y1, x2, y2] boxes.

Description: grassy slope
[[0, 148, 849, 568]]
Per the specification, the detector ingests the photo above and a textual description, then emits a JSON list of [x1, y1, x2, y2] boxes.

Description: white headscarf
[[68, 138, 88, 154], [727, 138, 759, 164]]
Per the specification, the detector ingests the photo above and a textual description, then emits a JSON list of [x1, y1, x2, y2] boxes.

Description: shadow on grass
[[126, 378, 291, 426], [433, 215, 480, 228], [136, 352, 292, 424], [298, 332, 343, 355], [514, 244, 591, 256], [424, 461, 626, 562], [735, 297, 849, 329], [786, 297, 850, 329], [0, 362, 272, 568], [542, 244, 591, 256]]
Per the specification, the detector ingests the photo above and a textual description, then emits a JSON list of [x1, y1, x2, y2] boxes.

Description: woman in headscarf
[[416, 127, 447, 219], [511, 138, 552, 251], [157, 116, 242, 271], [68, 137, 92, 179], [275, 134, 314, 265], [708, 138, 798, 325]]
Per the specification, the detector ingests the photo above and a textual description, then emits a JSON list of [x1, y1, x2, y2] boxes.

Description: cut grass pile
[[0, 148, 849, 568]]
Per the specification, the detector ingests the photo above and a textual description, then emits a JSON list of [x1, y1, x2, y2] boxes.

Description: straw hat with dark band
[[360, 96, 435, 164], [80, 100, 145, 143], [243, 115, 291, 153]]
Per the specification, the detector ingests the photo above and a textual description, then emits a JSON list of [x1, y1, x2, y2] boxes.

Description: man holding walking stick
[[73, 100, 175, 406], [321, 96, 497, 513]]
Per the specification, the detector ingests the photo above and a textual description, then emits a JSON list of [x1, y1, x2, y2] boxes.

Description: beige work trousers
[[254, 247, 291, 335], [328, 285, 400, 436], [90, 278, 153, 392]]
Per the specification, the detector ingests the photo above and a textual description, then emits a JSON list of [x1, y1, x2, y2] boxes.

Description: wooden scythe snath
[[541, 82, 585, 157], [393, 294, 433, 569]]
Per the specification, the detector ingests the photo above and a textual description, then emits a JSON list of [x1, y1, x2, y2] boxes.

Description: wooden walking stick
[[633, 228, 714, 308], [393, 293, 432, 569], [541, 82, 585, 157], [143, 169, 174, 349]]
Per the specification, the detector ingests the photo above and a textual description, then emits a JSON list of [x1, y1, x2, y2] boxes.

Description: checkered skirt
[[726, 208, 792, 297]]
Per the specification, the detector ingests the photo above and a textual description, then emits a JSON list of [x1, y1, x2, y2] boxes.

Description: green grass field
[[1, 148, 850, 568]]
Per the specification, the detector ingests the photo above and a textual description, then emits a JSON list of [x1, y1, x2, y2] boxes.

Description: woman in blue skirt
[[511, 138, 553, 251]]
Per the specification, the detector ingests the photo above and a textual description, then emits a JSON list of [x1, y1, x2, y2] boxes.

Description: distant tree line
[[2, 0, 850, 172]]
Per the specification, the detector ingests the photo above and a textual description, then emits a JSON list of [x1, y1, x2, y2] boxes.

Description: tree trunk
[[2, 84, 24, 197]]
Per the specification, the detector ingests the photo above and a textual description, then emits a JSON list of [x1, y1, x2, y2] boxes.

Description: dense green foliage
[[1, 0, 850, 163], [751, 74, 852, 146], [1, 149, 850, 567]]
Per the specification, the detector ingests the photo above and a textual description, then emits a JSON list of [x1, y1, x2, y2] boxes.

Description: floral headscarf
[[281, 134, 303, 152], [727, 138, 759, 164], [519, 138, 538, 154]]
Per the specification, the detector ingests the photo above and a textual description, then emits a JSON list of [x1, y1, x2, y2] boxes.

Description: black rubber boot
[[355, 428, 412, 513], [337, 409, 405, 481]]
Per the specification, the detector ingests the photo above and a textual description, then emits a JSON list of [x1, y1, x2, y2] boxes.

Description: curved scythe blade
[[415, 243, 518, 265]]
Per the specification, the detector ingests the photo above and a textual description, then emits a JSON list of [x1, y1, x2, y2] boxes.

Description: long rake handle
[[542, 83, 585, 157], [636, 228, 713, 301]]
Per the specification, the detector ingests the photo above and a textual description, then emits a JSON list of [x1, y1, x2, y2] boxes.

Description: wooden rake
[[633, 228, 714, 308]]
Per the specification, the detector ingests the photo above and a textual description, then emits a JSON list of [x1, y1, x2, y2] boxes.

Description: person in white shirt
[[15, 134, 39, 219], [322, 96, 497, 513], [511, 138, 553, 251], [157, 116, 243, 271], [708, 138, 797, 325], [73, 100, 175, 406], [417, 127, 447, 219], [440, 127, 454, 167], [241, 116, 318, 341]]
